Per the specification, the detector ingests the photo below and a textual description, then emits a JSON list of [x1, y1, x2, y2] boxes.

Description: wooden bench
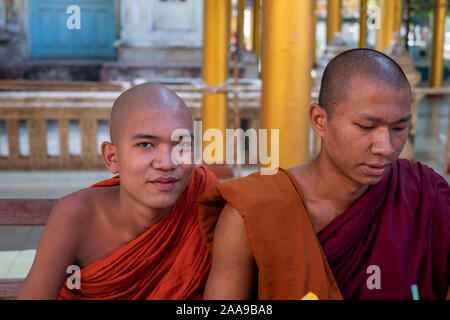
[[0, 199, 55, 299]]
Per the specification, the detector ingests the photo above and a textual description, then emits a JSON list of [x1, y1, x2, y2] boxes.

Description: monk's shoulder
[[396, 160, 449, 218], [51, 187, 109, 228], [397, 159, 449, 191], [210, 169, 297, 214], [221, 168, 286, 191], [36, 188, 96, 258], [197, 169, 308, 256]]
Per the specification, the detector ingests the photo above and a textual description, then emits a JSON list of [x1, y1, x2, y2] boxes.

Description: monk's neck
[[292, 154, 369, 228], [308, 155, 368, 206], [113, 188, 171, 240]]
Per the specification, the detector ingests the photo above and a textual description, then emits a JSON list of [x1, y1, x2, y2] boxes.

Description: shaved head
[[319, 49, 412, 117], [110, 82, 192, 145]]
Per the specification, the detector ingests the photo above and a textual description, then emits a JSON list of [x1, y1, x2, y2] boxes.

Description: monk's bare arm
[[203, 203, 256, 300], [17, 194, 84, 299]]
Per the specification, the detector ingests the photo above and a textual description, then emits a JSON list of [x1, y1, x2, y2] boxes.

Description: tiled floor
[[0, 226, 43, 278], [0, 225, 43, 278], [0, 249, 36, 279], [0, 226, 44, 251], [0, 94, 448, 283]]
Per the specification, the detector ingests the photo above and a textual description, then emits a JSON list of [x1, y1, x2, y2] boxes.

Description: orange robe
[[58, 166, 218, 300], [197, 168, 343, 300]]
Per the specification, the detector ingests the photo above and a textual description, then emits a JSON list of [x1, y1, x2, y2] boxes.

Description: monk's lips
[[148, 179, 180, 191], [363, 164, 390, 176]]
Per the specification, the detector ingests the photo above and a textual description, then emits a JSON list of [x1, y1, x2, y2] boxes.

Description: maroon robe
[[318, 159, 449, 300]]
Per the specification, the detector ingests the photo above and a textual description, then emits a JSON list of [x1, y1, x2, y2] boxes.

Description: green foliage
[[407, 0, 435, 19]]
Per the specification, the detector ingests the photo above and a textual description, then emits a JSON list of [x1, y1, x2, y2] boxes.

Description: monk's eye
[[392, 127, 407, 132], [357, 124, 374, 131], [136, 142, 154, 148]]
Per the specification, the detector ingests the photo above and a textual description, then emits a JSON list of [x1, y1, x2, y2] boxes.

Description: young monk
[[198, 49, 449, 300], [18, 83, 218, 299]]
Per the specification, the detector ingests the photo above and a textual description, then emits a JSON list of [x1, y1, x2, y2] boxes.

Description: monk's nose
[[371, 128, 395, 157], [152, 145, 177, 170]]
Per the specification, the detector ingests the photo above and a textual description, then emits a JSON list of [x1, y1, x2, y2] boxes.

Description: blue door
[[30, 0, 116, 59]]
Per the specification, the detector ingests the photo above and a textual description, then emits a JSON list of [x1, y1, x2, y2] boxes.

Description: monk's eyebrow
[[357, 113, 412, 124], [393, 115, 412, 123], [131, 134, 160, 140]]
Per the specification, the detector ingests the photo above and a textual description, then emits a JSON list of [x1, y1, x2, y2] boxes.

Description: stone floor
[[0, 94, 448, 281]]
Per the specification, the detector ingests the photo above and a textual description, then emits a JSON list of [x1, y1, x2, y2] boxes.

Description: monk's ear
[[310, 103, 328, 138], [101, 141, 119, 174]]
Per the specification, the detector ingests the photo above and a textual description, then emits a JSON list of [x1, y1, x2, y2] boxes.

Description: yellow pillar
[[231, 2, 238, 42], [394, 0, 403, 33], [248, 6, 254, 50], [238, 0, 246, 50], [430, 0, 448, 87], [375, 0, 395, 52], [202, 0, 230, 161], [359, 0, 368, 48], [312, 0, 317, 66], [260, 0, 313, 168], [253, 0, 261, 58], [327, 0, 342, 44]]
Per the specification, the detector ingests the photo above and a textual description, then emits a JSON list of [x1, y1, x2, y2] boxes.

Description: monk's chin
[[359, 173, 387, 186], [349, 172, 386, 187], [144, 193, 180, 210], [366, 177, 385, 186]]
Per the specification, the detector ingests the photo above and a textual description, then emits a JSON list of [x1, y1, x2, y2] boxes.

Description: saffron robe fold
[[58, 166, 219, 300], [197, 168, 343, 300], [318, 159, 450, 300]]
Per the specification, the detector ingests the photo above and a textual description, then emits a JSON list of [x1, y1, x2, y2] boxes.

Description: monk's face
[[323, 75, 411, 186], [115, 107, 194, 210]]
